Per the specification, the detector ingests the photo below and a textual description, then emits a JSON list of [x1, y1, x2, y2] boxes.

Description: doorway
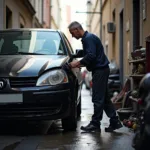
[[133, 0, 140, 50]]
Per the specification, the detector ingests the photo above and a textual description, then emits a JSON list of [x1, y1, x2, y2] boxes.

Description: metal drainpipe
[[100, 0, 102, 40]]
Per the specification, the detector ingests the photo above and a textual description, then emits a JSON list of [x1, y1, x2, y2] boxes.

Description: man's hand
[[69, 60, 81, 68]]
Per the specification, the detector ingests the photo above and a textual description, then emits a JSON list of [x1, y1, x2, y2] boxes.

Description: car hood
[[0, 55, 69, 77]]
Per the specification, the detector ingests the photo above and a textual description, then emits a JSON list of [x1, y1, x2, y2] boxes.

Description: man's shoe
[[81, 123, 101, 132], [105, 120, 123, 132]]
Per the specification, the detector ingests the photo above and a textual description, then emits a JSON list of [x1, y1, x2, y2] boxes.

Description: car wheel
[[77, 96, 81, 118], [62, 115, 77, 131], [62, 89, 77, 131]]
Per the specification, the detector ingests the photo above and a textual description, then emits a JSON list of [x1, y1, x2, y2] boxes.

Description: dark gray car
[[0, 29, 82, 131]]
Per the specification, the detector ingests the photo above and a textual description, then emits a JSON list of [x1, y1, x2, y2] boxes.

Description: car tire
[[77, 96, 81, 118], [62, 89, 77, 131], [62, 115, 77, 131]]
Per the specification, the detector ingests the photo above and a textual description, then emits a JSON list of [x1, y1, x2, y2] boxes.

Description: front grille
[[9, 77, 37, 88], [0, 104, 61, 118]]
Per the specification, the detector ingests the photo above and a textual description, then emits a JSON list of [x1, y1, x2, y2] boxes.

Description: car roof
[[0, 28, 62, 33]]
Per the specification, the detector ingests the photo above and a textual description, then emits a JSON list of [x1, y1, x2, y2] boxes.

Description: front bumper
[[0, 86, 72, 121]]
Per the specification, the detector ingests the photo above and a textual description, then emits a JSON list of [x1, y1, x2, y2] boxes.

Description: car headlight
[[36, 69, 68, 86]]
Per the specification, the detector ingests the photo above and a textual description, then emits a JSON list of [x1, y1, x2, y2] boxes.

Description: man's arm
[[80, 37, 96, 66], [70, 37, 96, 68]]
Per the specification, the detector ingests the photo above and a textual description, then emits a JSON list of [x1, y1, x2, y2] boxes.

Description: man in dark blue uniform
[[68, 21, 122, 132]]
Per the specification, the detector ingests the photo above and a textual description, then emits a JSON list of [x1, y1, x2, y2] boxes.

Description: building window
[[6, 6, 12, 29]]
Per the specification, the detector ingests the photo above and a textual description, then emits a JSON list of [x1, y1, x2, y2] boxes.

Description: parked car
[[84, 71, 92, 90], [0, 28, 83, 131], [108, 74, 121, 98], [108, 60, 121, 98], [81, 67, 88, 87], [109, 59, 119, 74]]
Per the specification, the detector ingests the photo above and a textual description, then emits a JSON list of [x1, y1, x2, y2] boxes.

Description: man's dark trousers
[[90, 67, 118, 127]]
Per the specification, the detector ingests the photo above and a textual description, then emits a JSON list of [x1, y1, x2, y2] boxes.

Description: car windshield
[[0, 30, 66, 55]]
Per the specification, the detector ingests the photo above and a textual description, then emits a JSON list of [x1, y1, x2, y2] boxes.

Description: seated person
[[1, 41, 18, 54], [37, 40, 57, 55]]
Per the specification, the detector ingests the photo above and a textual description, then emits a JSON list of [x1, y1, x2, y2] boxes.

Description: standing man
[[68, 21, 122, 132]]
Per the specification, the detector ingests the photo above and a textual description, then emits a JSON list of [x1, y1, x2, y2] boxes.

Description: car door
[[62, 34, 82, 100]]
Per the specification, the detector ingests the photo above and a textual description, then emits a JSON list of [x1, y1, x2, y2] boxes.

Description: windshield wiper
[[16, 52, 45, 55]]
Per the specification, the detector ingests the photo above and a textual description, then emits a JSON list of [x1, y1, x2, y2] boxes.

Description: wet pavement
[[0, 85, 134, 150]]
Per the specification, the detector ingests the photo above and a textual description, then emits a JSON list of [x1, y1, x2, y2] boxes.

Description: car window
[[0, 31, 66, 55], [63, 35, 74, 54]]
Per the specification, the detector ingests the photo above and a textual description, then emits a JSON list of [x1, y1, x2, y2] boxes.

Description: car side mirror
[[73, 49, 84, 58], [69, 49, 84, 63]]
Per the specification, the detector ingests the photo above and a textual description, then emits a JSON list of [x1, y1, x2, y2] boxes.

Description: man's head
[[68, 21, 85, 39]]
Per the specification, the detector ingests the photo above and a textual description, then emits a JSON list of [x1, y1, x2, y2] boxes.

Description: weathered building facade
[[0, 0, 51, 29], [50, 0, 61, 29], [88, 0, 150, 84]]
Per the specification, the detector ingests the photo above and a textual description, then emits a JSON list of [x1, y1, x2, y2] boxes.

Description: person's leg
[[91, 69, 109, 126], [104, 81, 122, 132], [81, 68, 109, 132], [104, 86, 118, 119]]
